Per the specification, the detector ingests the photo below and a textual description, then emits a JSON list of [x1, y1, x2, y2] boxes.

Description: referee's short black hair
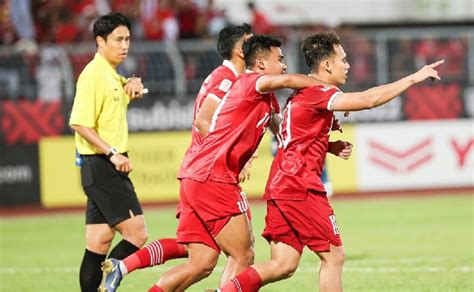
[[93, 12, 131, 41], [302, 31, 341, 71], [243, 35, 282, 68], [217, 23, 252, 60]]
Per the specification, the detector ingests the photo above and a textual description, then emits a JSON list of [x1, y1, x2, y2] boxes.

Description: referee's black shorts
[[80, 154, 143, 227]]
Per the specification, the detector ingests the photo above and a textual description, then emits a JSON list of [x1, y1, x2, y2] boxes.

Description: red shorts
[[262, 191, 342, 254], [177, 178, 250, 252]]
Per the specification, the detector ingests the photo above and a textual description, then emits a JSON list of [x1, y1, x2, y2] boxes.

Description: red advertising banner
[[404, 83, 463, 120], [1, 100, 65, 145]]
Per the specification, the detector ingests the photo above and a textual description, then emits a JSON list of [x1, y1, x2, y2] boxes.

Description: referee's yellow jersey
[[69, 53, 130, 154]]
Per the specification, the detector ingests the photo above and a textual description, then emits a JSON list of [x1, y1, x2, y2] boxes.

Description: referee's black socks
[[79, 249, 106, 292], [108, 239, 139, 260]]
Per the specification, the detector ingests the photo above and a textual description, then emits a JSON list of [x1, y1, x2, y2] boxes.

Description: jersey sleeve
[[304, 86, 342, 111], [206, 71, 236, 102], [69, 73, 104, 127], [249, 73, 273, 100]]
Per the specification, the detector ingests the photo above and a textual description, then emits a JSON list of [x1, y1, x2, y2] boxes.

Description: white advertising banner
[[356, 119, 474, 191]]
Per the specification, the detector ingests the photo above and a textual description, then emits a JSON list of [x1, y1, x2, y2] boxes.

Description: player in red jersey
[[98, 24, 254, 292], [138, 35, 327, 292], [216, 31, 443, 292], [187, 23, 256, 185]]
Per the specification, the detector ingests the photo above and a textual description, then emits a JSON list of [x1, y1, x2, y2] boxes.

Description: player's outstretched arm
[[331, 60, 443, 112], [257, 73, 322, 93]]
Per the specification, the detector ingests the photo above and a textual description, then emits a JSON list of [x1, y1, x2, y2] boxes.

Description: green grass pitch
[[1, 193, 473, 291]]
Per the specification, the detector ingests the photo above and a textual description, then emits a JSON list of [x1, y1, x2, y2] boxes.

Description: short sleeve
[[247, 73, 268, 99], [206, 67, 237, 102], [303, 86, 342, 111], [255, 74, 266, 94], [207, 78, 233, 102]]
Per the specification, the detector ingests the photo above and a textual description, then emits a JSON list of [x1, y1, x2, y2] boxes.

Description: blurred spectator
[[111, 0, 139, 18], [0, 0, 38, 100], [390, 38, 415, 80], [9, 0, 39, 54], [0, 47, 37, 100], [338, 27, 375, 87], [349, 34, 375, 86], [75, 0, 111, 42], [72, 0, 109, 15], [176, 0, 202, 39], [2, 0, 244, 43], [414, 38, 466, 81], [36, 46, 74, 102], [199, 0, 227, 37], [10, 0, 35, 41], [54, 10, 81, 43], [247, 1, 275, 35], [141, 0, 179, 41], [34, 0, 73, 43], [111, 0, 140, 37], [32, 0, 110, 44], [0, 0, 16, 45]]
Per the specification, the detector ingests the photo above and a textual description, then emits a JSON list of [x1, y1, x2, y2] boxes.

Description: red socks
[[148, 285, 164, 292], [220, 267, 262, 292], [123, 238, 187, 273]]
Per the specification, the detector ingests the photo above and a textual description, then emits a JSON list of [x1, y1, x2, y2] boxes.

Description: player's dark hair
[[217, 23, 252, 60], [302, 31, 341, 70], [243, 35, 282, 68], [93, 12, 131, 41]]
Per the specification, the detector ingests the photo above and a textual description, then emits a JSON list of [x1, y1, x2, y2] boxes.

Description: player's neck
[[97, 50, 119, 70], [229, 56, 246, 74], [309, 72, 334, 87]]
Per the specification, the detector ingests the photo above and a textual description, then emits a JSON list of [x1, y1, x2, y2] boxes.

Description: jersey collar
[[222, 60, 239, 77], [94, 53, 122, 81]]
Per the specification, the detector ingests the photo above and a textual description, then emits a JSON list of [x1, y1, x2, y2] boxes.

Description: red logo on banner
[[1, 100, 65, 145], [368, 138, 433, 173], [404, 84, 462, 120], [451, 138, 474, 168]]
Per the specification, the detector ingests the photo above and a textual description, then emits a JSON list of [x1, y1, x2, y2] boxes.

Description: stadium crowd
[[0, 0, 466, 102], [1, 0, 280, 47]]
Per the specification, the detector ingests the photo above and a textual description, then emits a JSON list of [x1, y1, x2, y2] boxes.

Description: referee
[[69, 13, 148, 292]]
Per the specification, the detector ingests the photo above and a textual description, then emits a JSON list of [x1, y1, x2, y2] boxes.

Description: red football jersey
[[178, 60, 239, 178], [179, 72, 280, 184], [264, 85, 342, 200]]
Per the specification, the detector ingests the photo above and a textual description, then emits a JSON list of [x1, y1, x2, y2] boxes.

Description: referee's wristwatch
[[107, 147, 119, 159]]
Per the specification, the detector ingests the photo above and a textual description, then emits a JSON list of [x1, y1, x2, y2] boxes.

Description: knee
[[332, 248, 345, 266], [137, 232, 148, 247], [322, 248, 345, 267], [121, 223, 148, 247], [189, 258, 218, 279], [271, 259, 298, 279], [229, 247, 255, 267], [129, 228, 148, 247], [238, 248, 255, 266], [86, 231, 114, 253], [198, 262, 216, 279]]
